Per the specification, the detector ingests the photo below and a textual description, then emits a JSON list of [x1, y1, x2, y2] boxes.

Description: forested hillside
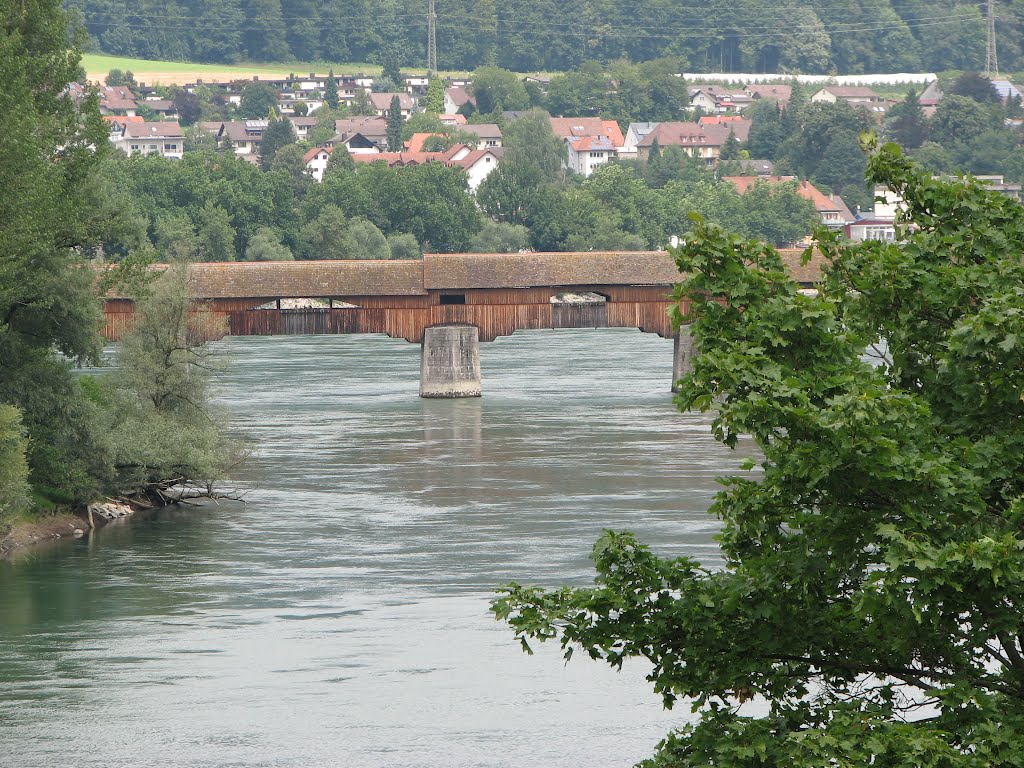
[[68, 0, 1018, 74]]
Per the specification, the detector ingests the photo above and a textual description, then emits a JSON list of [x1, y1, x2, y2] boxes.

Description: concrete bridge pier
[[420, 324, 482, 398], [671, 325, 697, 393]]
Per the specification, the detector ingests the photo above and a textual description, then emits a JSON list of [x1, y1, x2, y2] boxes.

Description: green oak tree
[[494, 140, 1024, 766]]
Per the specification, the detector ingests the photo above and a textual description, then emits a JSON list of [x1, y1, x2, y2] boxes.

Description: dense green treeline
[[1, 0, 237, 530], [98, 111, 821, 261], [68, 0, 1015, 74]]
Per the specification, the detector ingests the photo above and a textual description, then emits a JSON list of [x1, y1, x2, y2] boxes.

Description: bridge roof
[[105, 249, 826, 300], [423, 252, 682, 289], [183, 260, 427, 299]]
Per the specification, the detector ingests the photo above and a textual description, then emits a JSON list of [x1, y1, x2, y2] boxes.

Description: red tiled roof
[[549, 118, 624, 147], [303, 146, 332, 164], [446, 148, 503, 170], [405, 132, 446, 152], [724, 176, 854, 219]]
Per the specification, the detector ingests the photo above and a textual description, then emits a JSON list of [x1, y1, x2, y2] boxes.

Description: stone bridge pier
[[419, 323, 698, 399], [671, 325, 696, 393], [420, 324, 482, 398]]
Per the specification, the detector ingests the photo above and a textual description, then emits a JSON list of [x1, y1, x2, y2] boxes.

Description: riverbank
[[0, 512, 86, 560]]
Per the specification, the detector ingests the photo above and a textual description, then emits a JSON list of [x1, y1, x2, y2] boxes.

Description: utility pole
[[986, 0, 999, 77], [427, 0, 438, 74]]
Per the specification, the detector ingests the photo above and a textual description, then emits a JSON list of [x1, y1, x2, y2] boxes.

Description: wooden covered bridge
[[102, 250, 823, 397]]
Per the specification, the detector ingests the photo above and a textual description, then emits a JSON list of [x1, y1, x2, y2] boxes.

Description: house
[[635, 122, 737, 166], [458, 123, 503, 149], [327, 117, 389, 152], [141, 98, 177, 119], [811, 86, 886, 106], [405, 133, 438, 152], [439, 113, 467, 127], [725, 176, 854, 230], [846, 217, 897, 243], [444, 86, 475, 114], [99, 85, 138, 116], [403, 75, 430, 96], [303, 146, 334, 182], [351, 144, 467, 169], [200, 120, 269, 155], [286, 116, 319, 139], [992, 80, 1024, 106], [549, 118, 624, 147], [549, 118, 625, 177], [564, 135, 618, 176], [689, 85, 753, 114], [621, 122, 659, 158], [918, 80, 943, 107], [697, 115, 752, 142], [347, 144, 501, 191], [111, 121, 184, 159], [447, 147, 504, 191], [744, 84, 792, 108], [369, 92, 415, 120]]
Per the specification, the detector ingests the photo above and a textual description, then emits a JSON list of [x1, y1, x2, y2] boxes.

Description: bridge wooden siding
[[101, 250, 825, 343]]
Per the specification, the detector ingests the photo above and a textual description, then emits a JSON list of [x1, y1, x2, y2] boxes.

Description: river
[[0, 329, 743, 768]]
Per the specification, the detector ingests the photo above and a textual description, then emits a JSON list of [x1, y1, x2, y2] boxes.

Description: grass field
[[80, 53, 470, 86]]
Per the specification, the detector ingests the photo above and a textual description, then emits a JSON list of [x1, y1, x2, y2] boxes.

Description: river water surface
[[0, 330, 742, 768]]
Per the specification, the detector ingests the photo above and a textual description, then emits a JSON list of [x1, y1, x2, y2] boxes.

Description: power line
[[76, 11, 979, 41]]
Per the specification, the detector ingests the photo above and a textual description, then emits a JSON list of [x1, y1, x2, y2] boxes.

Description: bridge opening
[[439, 294, 466, 305]]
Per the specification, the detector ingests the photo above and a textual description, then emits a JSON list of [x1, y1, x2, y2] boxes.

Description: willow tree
[[104, 265, 241, 500], [494, 140, 1024, 766]]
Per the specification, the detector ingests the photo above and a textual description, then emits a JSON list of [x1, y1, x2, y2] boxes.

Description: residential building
[[99, 85, 138, 116], [564, 136, 618, 176], [689, 85, 753, 114], [458, 123, 503, 149], [111, 121, 184, 159], [549, 118, 624, 177], [447, 147, 504, 191], [287, 116, 319, 140], [444, 86, 475, 114], [200, 120, 268, 155], [303, 147, 334, 182], [992, 80, 1024, 105], [811, 86, 886, 106], [744, 84, 792, 108], [621, 122, 659, 158], [635, 122, 738, 166], [724, 176, 854, 230], [369, 92, 415, 120], [327, 117, 389, 152], [697, 115, 752, 142], [141, 98, 177, 119]]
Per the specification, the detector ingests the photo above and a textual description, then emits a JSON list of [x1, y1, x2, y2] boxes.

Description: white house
[[447, 147, 503, 192], [303, 147, 334, 182], [564, 135, 618, 176], [444, 86, 475, 114], [111, 121, 184, 159]]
